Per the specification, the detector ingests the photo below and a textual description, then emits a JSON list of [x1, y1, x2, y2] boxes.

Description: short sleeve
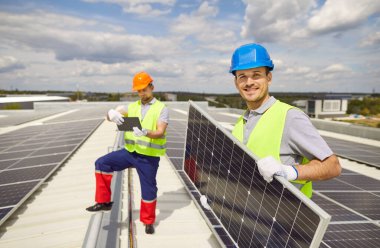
[[282, 109, 333, 161], [159, 106, 169, 124]]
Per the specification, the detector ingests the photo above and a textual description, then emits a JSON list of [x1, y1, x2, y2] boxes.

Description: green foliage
[[107, 93, 121, 101], [208, 101, 228, 108], [215, 95, 245, 109], [152, 92, 167, 101], [347, 97, 380, 116], [70, 91, 83, 101]]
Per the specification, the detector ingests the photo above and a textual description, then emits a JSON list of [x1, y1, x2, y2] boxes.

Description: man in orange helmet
[[86, 71, 169, 234]]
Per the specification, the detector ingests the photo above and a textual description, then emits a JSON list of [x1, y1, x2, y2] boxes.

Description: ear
[[151, 84, 155, 91], [234, 77, 239, 90], [267, 72, 272, 86]]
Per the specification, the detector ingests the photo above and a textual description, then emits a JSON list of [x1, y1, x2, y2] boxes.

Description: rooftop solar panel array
[[164, 102, 380, 248], [0, 109, 64, 127], [43, 106, 111, 123], [322, 136, 380, 168], [0, 112, 103, 226]]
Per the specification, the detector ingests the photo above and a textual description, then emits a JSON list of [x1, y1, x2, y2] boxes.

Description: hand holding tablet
[[117, 117, 142, 131]]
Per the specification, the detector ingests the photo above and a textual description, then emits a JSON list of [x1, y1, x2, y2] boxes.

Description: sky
[[0, 0, 379, 93]]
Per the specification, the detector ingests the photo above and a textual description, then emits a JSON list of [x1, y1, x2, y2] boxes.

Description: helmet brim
[[229, 62, 274, 74]]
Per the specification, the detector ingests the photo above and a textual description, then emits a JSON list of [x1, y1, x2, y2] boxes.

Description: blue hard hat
[[229, 43, 274, 74]]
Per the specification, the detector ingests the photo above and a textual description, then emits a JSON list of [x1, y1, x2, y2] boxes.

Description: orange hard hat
[[132, 71, 153, 91]]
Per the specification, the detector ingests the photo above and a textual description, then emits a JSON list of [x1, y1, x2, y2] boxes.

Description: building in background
[[164, 93, 177, 101], [293, 94, 351, 119], [0, 95, 70, 110]]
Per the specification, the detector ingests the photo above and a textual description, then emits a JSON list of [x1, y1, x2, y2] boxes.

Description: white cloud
[[0, 1, 378, 93], [0, 56, 25, 73], [360, 32, 380, 47], [83, 0, 175, 16], [195, 58, 228, 77], [125, 4, 170, 16], [272, 59, 284, 71], [241, 0, 314, 42], [76, 60, 183, 78], [196, 1, 218, 17], [241, 0, 380, 42], [0, 11, 179, 64], [307, 0, 380, 35], [322, 63, 351, 73], [284, 66, 312, 75], [170, 1, 236, 52]]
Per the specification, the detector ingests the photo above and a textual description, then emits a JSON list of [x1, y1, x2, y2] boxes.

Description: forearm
[[146, 130, 165, 139], [295, 154, 341, 181]]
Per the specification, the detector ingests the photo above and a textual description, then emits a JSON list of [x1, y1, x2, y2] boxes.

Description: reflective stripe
[[125, 140, 135, 145], [142, 198, 157, 203], [125, 139, 166, 149]]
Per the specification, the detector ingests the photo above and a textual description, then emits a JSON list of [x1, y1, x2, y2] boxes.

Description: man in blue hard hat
[[230, 43, 341, 198]]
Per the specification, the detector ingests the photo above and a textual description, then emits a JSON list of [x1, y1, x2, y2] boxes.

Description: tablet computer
[[117, 117, 142, 131]]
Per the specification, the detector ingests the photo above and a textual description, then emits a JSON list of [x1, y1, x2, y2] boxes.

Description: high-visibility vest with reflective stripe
[[232, 100, 313, 198], [124, 100, 167, 157]]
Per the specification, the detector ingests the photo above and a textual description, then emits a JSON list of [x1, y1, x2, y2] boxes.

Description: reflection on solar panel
[[183, 102, 330, 247], [0, 118, 103, 226]]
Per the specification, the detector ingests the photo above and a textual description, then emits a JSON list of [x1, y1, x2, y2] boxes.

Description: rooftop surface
[[0, 101, 379, 247]]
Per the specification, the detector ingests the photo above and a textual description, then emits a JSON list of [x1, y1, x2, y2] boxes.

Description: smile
[[243, 87, 258, 92]]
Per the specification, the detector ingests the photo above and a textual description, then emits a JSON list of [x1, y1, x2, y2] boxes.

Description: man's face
[[234, 67, 272, 105], [137, 84, 154, 102]]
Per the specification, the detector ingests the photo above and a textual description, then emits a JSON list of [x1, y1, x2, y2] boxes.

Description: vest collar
[[139, 97, 156, 106], [243, 96, 277, 121]]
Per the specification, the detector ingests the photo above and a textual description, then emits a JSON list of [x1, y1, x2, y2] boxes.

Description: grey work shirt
[[132, 97, 169, 124], [243, 96, 333, 165]]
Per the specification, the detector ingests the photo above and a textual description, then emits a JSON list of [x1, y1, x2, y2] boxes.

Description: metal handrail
[[82, 130, 125, 248], [127, 167, 136, 248]]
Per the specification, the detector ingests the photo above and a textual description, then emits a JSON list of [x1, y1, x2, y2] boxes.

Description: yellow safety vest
[[232, 100, 313, 198], [124, 100, 167, 157]]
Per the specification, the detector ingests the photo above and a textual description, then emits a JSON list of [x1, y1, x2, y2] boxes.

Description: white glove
[[108, 109, 124, 125], [200, 195, 211, 210], [133, 127, 148, 137], [257, 156, 298, 183]]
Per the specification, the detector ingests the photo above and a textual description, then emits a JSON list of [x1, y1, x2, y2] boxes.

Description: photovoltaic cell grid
[[0, 109, 64, 127], [43, 106, 111, 123], [0, 118, 102, 226], [314, 172, 380, 247], [322, 136, 380, 168], [320, 223, 380, 248], [165, 108, 187, 170], [182, 103, 329, 247], [164, 103, 380, 248]]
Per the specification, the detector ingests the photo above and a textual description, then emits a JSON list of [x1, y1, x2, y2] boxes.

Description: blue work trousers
[[95, 149, 160, 202]]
